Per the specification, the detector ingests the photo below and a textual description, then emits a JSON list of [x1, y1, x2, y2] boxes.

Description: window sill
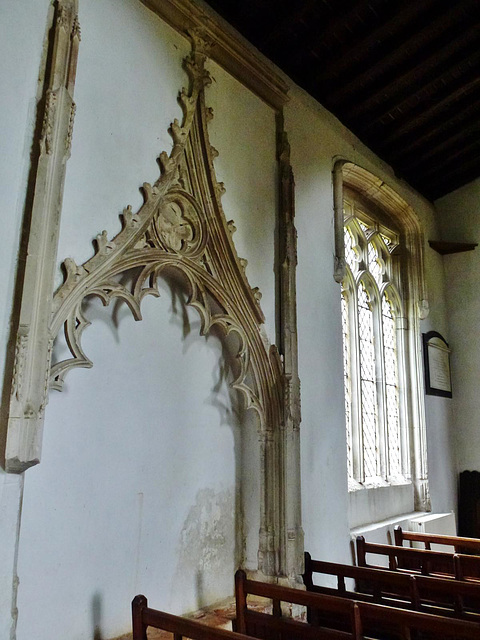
[[350, 510, 431, 553], [348, 476, 411, 492], [348, 481, 414, 529]]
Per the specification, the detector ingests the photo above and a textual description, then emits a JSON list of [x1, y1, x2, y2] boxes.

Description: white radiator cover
[[407, 512, 457, 551]]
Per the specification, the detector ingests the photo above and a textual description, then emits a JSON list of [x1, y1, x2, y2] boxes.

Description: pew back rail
[[234, 569, 360, 640], [356, 535, 456, 576], [304, 551, 480, 619], [132, 595, 256, 640], [234, 570, 480, 639], [394, 525, 480, 554], [303, 553, 417, 607]]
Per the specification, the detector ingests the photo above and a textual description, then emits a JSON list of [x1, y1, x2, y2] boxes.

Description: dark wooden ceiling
[[203, 0, 480, 201]]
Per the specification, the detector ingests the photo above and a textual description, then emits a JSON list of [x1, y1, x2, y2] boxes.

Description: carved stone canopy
[[47, 34, 289, 577], [6, 18, 304, 579], [50, 34, 282, 432]]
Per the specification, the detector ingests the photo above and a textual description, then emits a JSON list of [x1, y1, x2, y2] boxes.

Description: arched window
[[334, 162, 430, 522], [342, 191, 408, 488]]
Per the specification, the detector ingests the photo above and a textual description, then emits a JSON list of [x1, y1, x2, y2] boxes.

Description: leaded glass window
[[342, 194, 408, 486], [358, 283, 378, 481], [342, 293, 353, 479]]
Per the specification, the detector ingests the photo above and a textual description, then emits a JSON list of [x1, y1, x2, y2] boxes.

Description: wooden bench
[[394, 525, 480, 555], [355, 600, 480, 639], [356, 535, 457, 576], [234, 569, 360, 640], [303, 553, 416, 608], [132, 595, 263, 640], [455, 553, 480, 581], [234, 570, 480, 639], [357, 535, 480, 583], [304, 552, 480, 619], [413, 572, 480, 617]]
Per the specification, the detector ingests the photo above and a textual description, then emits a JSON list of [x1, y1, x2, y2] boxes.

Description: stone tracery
[[46, 33, 291, 578], [4, 8, 303, 580]]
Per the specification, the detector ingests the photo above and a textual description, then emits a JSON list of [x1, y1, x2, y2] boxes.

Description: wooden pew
[[132, 595, 262, 640], [303, 553, 416, 608], [304, 552, 480, 619], [356, 535, 480, 583], [413, 572, 480, 617], [455, 553, 480, 581], [356, 535, 456, 576], [235, 570, 480, 639], [394, 525, 480, 555], [355, 600, 480, 639], [234, 569, 360, 640]]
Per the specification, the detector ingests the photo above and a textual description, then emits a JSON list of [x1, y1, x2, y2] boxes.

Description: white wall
[[0, 1, 459, 638], [206, 62, 277, 345], [436, 178, 480, 473], [422, 207, 457, 515], [14, 1, 276, 639], [17, 292, 240, 639], [284, 85, 456, 557]]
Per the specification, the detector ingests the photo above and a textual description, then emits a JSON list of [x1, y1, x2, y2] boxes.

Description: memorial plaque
[[423, 331, 452, 398]]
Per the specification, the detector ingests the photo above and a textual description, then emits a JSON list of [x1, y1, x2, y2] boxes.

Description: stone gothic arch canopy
[[6, 20, 304, 579], [49, 34, 283, 436]]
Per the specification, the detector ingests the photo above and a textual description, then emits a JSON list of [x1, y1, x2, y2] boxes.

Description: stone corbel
[[5, 0, 80, 473]]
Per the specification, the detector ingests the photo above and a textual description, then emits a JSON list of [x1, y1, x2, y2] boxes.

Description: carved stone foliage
[[47, 35, 288, 576]]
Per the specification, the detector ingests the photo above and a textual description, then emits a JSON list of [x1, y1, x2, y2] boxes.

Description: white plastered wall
[[435, 178, 480, 474], [0, 0, 458, 638], [284, 84, 456, 556], [14, 1, 276, 639]]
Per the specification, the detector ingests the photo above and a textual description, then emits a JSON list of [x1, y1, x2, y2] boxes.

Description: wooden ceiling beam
[[256, 0, 319, 49], [421, 141, 480, 178], [307, 0, 387, 52], [428, 165, 480, 200], [201, 0, 480, 199], [371, 84, 480, 154], [361, 71, 480, 145], [387, 103, 480, 164], [313, 0, 437, 83], [325, 0, 467, 104], [415, 140, 480, 180], [287, 0, 392, 71], [339, 21, 480, 121], [421, 155, 480, 197]]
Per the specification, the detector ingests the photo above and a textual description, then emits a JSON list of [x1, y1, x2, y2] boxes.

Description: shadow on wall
[[73, 266, 254, 611], [92, 591, 103, 640], [163, 267, 263, 609], [173, 486, 238, 610], [161, 269, 251, 609], [164, 267, 251, 578]]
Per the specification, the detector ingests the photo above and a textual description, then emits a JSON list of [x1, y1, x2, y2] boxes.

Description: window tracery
[[333, 162, 430, 519], [342, 194, 409, 489]]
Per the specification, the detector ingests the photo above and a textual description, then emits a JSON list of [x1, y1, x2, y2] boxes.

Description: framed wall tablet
[[423, 331, 452, 398]]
